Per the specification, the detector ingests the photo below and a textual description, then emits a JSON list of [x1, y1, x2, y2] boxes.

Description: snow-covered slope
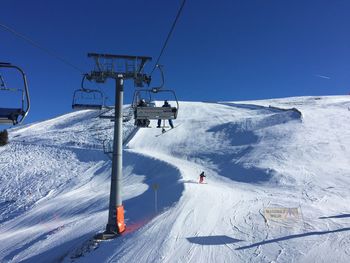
[[0, 96, 350, 263]]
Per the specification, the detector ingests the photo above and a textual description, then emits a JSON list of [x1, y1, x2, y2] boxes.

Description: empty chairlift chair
[[72, 75, 104, 110], [0, 63, 30, 125]]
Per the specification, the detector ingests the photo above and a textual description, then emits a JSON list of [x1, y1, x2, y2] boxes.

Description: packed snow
[[0, 96, 350, 263]]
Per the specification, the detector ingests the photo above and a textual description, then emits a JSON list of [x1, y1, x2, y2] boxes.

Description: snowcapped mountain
[[0, 96, 350, 263]]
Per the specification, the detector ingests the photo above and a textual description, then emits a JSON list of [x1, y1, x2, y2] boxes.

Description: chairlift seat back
[[0, 108, 24, 124], [72, 103, 103, 110], [135, 106, 177, 120]]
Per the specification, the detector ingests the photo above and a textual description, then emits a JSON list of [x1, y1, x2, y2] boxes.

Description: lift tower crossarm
[[87, 53, 152, 85]]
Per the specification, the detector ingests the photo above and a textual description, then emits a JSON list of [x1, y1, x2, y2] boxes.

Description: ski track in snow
[[0, 96, 350, 263]]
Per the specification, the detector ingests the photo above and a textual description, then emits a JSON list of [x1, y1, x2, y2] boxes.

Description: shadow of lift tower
[[86, 53, 152, 240]]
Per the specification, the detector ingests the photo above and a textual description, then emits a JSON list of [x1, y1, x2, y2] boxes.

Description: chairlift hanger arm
[[81, 74, 102, 93], [159, 65, 165, 88], [149, 64, 165, 89], [81, 74, 88, 90]]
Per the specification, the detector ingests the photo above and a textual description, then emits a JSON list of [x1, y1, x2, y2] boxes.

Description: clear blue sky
[[1, 0, 350, 124]]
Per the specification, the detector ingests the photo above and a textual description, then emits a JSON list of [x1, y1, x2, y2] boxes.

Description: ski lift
[[72, 75, 104, 110], [132, 65, 179, 127], [132, 88, 179, 127], [0, 62, 30, 125]]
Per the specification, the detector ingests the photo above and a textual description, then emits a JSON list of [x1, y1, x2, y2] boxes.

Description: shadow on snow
[[319, 214, 350, 219], [198, 104, 301, 184], [5, 150, 184, 262], [236, 227, 350, 250], [187, 235, 242, 246], [122, 150, 184, 228]]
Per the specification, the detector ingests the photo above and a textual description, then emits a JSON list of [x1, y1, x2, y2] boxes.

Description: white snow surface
[[0, 96, 350, 263]]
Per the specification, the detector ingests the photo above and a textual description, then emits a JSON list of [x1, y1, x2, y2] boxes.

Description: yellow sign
[[264, 207, 299, 220]]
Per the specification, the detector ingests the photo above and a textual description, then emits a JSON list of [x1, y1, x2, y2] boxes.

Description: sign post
[[153, 183, 159, 214]]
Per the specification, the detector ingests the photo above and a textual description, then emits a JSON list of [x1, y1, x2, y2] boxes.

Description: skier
[[157, 100, 174, 129], [199, 171, 206, 184]]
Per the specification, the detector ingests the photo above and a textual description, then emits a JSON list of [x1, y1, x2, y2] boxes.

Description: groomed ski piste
[[0, 96, 350, 263]]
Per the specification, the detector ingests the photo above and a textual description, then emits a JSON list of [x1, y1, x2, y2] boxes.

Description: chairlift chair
[[72, 75, 104, 110], [132, 88, 179, 127], [0, 63, 30, 125]]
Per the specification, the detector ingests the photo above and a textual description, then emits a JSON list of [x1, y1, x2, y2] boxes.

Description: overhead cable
[[0, 22, 84, 73], [150, 0, 187, 76]]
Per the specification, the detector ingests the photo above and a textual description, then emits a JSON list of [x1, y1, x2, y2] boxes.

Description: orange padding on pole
[[117, 205, 126, 234]]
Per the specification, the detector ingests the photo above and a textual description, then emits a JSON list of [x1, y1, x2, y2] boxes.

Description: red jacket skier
[[199, 171, 206, 184]]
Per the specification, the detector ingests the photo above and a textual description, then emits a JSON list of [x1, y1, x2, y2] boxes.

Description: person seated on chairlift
[[136, 99, 150, 127], [138, 99, 147, 107], [157, 100, 174, 129]]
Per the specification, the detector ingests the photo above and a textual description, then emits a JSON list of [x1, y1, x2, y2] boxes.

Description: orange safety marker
[[117, 205, 126, 234]]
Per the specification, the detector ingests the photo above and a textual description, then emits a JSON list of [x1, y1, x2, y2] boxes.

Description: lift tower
[[86, 53, 152, 239]]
